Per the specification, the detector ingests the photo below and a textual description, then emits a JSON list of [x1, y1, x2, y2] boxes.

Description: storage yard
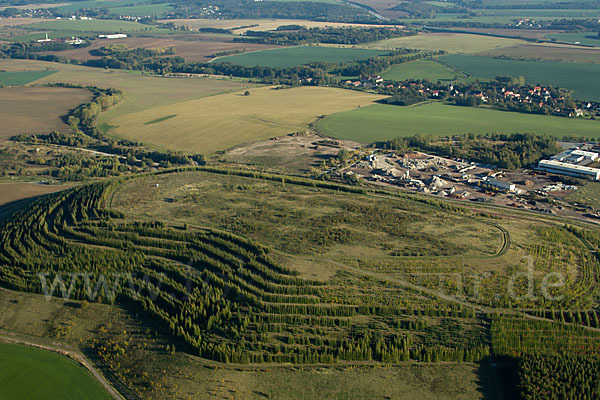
[[325, 142, 600, 222]]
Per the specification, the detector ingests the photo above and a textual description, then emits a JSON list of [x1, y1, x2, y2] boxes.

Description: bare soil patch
[[0, 86, 91, 140], [0, 182, 68, 206]]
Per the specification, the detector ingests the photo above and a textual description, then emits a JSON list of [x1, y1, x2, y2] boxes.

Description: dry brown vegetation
[[0, 86, 91, 140]]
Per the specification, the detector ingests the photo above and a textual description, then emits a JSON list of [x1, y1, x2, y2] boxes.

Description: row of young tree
[[234, 26, 415, 45], [0, 169, 493, 364], [517, 354, 600, 400]]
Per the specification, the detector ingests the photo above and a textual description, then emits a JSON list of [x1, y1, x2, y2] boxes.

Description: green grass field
[[381, 59, 460, 81], [212, 46, 390, 68], [54, 0, 171, 16], [440, 54, 600, 100], [0, 70, 56, 86], [316, 102, 600, 143], [545, 32, 600, 47], [0, 342, 111, 399]]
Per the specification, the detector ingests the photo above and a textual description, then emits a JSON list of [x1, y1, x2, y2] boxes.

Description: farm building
[[538, 159, 600, 180]]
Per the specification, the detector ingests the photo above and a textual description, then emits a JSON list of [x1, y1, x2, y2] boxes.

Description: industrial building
[[538, 159, 600, 180], [485, 178, 516, 192]]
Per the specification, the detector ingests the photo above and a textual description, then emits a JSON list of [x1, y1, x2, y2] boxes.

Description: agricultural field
[[0, 183, 69, 207], [0, 59, 255, 137], [361, 33, 526, 53], [52, 0, 172, 16], [212, 46, 390, 68], [0, 342, 111, 399], [0, 70, 56, 86], [0, 17, 43, 28], [100, 3, 174, 17], [545, 32, 600, 47], [17, 19, 165, 33], [440, 54, 600, 100], [36, 36, 283, 63], [479, 43, 600, 64], [316, 102, 600, 143], [160, 18, 398, 34], [0, 86, 92, 140], [0, 3, 68, 11], [381, 59, 460, 81], [107, 86, 384, 154]]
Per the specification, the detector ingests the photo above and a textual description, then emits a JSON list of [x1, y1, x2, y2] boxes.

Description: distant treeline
[[166, 0, 377, 23], [234, 27, 416, 45]]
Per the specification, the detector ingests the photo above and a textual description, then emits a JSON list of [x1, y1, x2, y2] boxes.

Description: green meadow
[[316, 102, 600, 143], [440, 54, 600, 101], [212, 46, 390, 68], [545, 32, 600, 47], [0, 70, 57, 86], [381, 59, 460, 81], [0, 342, 111, 400]]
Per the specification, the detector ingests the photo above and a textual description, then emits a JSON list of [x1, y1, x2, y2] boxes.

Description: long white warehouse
[[538, 159, 600, 180]]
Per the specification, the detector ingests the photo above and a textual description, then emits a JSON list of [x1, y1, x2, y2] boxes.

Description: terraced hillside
[[1, 167, 600, 398], [0, 171, 493, 364]]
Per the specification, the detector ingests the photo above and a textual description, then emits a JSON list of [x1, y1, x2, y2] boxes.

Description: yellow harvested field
[[0, 59, 255, 131], [358, 33, 526, 53], [159, 18, 398, 34], [109, 86, 384, 154]]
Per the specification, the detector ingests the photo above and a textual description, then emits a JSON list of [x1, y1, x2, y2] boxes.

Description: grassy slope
[[212, 46, 390, 68], [111, 170, 501, 259], [441, 54, 600, 101], [108, 86, 384, 154], [381, 59, 459, 81], [316, 102, 600, 142], [0, 342, 111, 400]]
